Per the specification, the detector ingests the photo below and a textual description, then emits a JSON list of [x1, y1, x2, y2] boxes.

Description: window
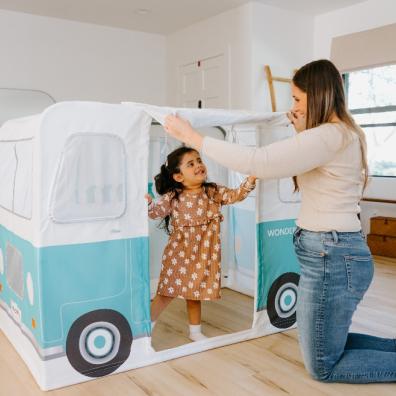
[[0, 139, 33, 218], [344, 64, 396, 177], [14, 140, 33, 219], [50, 134, 127, 223], [6, 243, 24, 299], [0, 142, 16, 211]]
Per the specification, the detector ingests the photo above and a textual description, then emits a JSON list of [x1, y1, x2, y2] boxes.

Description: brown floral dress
[[148, 178, 255, 300]]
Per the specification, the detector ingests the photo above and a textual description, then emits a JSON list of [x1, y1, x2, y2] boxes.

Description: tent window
[[6, 243, 24, 299], [0, 140, 33, 218], [0, 142, 16, 212], [14, 140, 33, 219], [50, 133, 127, 223]]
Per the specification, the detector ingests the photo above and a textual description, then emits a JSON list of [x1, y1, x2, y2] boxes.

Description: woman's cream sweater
[[202, 123, 364, 232]]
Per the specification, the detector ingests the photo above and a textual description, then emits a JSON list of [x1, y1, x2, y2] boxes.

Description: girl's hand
[[247, 176, 257, 185], [145, 194, 153, 205], [164, 115, 204, 150], [287, 110, 306, 133]]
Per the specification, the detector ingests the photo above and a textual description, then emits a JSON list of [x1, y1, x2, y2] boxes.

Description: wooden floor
[[151, 288, 254, 351], [1, 256, 396, 395]]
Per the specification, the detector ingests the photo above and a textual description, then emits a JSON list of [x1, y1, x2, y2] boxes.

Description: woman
[[163, 59, 396, 383]]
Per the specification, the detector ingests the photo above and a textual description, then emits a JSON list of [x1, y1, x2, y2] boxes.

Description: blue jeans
[[294, 227, 396, 383]]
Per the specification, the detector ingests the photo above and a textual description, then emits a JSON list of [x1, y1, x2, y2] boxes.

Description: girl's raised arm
[[148, 192, 173, 219], [215, 177, 256, 206]]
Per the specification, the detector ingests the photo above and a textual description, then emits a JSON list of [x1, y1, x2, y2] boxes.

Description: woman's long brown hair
[[292, 59, 369, 191]]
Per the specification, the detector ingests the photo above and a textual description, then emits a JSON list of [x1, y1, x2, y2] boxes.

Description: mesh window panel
[[6, 243, 24, 298]]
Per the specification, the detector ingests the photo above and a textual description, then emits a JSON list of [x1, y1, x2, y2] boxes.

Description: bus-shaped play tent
[[0, 101, 300, 390]]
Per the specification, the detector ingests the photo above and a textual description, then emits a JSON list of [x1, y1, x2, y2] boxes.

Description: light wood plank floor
[[151, 288, 254, 351], [1, 256, 395, 395]]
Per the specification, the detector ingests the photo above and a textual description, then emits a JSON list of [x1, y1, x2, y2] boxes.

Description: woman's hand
[[287, 110, 306, 133], [164, 115, 204, 150], [247, 176, 257, 185]]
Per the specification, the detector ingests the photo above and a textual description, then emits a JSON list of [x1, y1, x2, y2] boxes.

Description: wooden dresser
[[367, 216, 396, 258]]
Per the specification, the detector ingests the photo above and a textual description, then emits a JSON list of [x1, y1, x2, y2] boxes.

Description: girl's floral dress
[[148, 178, 255, 300]]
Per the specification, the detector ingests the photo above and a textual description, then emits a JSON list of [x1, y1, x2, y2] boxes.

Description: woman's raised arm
[[164, 115, 344, 179]]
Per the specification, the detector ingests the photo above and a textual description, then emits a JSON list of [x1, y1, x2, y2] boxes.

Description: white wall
[[251, 2, 313, 112], [0, 9, 166, 104], [166, 3, 253, 109], [314, 0, 396, 234], [166, 2, 314, 112]]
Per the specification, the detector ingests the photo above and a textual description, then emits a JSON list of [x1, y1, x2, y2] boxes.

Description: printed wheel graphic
[[267, 272, 300, 329], [66, 309, 132, 377]]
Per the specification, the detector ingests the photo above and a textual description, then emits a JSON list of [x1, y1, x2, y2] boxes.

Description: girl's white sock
[[189, 324, 207, 341]]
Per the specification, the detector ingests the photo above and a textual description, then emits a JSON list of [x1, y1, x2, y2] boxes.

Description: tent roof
[[0, 101, 290, 141], [123, 102, 289, 128]]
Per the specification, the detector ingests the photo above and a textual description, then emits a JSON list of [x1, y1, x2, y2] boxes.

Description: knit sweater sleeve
[[201, 124, 345, 179]]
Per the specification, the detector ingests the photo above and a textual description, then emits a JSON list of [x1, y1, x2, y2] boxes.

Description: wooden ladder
[[264, 65, 294, 112]]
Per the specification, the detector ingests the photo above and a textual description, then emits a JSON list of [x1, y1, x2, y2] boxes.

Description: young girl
[[146, 146, 256, 341]]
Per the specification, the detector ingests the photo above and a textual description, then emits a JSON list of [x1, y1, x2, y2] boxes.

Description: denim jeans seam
[[314, 269, 328, 379], [323, 251, 328, 281], [345, 259, 353, 292], [331, 371, 396, 380]]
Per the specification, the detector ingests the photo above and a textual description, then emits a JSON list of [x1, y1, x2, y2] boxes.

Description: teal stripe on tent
[[256, 219, 300, 311]]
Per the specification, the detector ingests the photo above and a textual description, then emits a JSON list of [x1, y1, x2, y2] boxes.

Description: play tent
[[0, 101, 300, 390]]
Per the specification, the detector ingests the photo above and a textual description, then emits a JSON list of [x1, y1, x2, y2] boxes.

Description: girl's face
[[291, 83, 307, 116], [173, 151, 207, 188]]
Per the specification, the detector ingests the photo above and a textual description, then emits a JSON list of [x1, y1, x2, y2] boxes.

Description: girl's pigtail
[[154, 164, 181, 235], [155, 165, 173, 195]]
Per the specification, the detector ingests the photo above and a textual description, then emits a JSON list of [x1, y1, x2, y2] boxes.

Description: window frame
[[343, 67, 396, 178], [49, 133, 128, 224], [6, 242, 24, 299], [0, 138, 34, 220]]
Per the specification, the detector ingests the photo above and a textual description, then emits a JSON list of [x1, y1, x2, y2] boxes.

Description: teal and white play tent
[[0, 101, 300, 390]]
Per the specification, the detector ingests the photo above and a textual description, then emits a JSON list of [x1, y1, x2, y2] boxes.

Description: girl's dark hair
[[291, 59, 368, 191], [154, 146, 216, 234]]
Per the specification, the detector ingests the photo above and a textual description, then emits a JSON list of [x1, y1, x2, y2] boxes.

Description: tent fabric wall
[[224, 127, 257, 297], [0, 101, 300, 390], [254, 123, 301, 329]]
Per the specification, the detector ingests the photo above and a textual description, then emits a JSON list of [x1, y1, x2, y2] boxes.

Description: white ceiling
[[0, 0, 367, 34]]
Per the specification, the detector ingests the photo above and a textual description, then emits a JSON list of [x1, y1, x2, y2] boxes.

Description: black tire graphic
[[66, 309, 132, 377], [267, 272, 300, 329]]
